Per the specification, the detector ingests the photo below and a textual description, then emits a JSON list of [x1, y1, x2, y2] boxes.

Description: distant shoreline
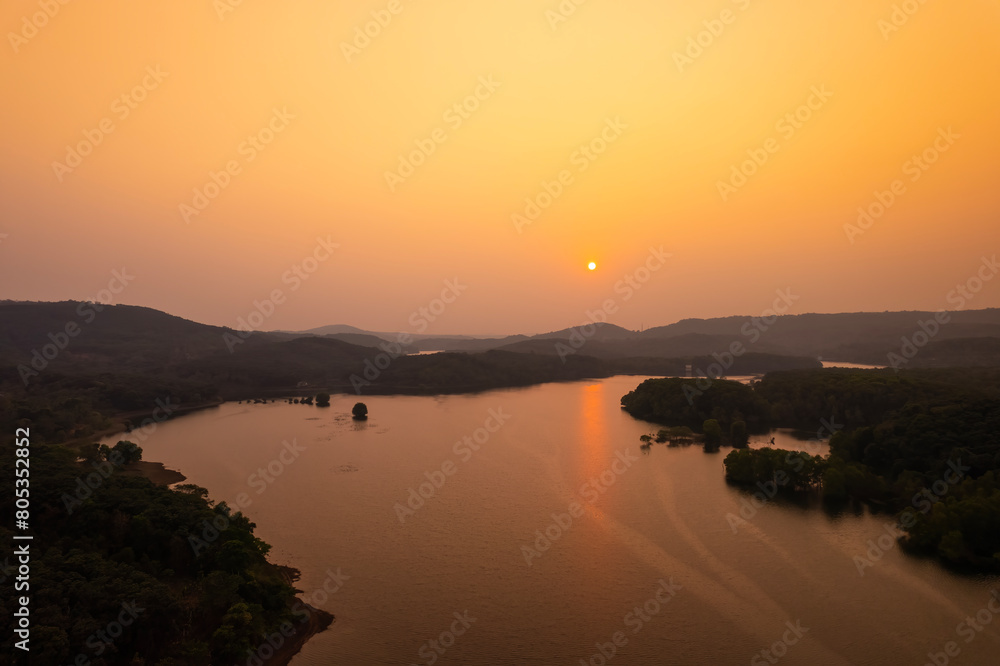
[[63, 398, 226, 450]]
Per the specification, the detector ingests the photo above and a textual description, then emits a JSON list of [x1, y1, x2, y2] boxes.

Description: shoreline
[[121, 460, 187, 485], [63, 398, 226, 450], [83, 399, 336, 664], [63, 377, 665, 662], [272, 566, 336, 666]]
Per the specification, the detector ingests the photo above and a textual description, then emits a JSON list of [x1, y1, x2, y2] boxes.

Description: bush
[[703, 419, 723, 452]]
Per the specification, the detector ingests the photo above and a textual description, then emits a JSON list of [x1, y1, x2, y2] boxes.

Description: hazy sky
[[2, 0, 999, 335]]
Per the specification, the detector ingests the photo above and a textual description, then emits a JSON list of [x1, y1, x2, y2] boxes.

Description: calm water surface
[[107, 376, 1000, 665]]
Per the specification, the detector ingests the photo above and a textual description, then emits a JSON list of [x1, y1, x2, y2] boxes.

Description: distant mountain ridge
[[3, 302, 999, 402], [292, 309, 1000, 366], [0, 301, 815, 399], [294, 324, 497, 342]]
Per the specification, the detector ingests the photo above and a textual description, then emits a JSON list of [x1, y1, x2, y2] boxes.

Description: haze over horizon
[[267, 303, 1000, 339], [5, 5, 1000, 664], [3, 0, 999, 336]]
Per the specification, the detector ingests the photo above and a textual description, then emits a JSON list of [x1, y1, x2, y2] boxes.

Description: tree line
[[621, 368, 1000, 570]]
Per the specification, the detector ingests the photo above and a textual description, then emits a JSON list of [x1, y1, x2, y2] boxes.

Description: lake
[[105, 376, 1000, 665]]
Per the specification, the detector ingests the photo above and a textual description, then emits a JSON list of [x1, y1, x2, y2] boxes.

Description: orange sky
[[2, 0, 999, 335]]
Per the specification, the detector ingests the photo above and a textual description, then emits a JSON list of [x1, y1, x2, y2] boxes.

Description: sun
[[588, 262, 597, 271]]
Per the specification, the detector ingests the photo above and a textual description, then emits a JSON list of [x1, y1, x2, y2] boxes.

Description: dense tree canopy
[[620, 377, 770, 431], [625, 368, 1000, 570], [0, 433, 314, 664]]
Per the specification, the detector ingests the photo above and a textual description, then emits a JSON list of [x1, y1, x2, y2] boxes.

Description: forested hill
[[0, 301, 820, 405]]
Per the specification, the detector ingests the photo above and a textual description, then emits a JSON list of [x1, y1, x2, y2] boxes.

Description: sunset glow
[[5, 4, 1000, 664], [2, 0, 998, 334]]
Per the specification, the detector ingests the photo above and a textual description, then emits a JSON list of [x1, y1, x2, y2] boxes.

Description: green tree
[[211, 602, 260, 662], [216, 540, 255, 573], [821, 463, 848, 501], [730, 421, 749, 448], [112, 440, 143, 464], [724, 449, 756, 485], [703, 419, 723, 452]]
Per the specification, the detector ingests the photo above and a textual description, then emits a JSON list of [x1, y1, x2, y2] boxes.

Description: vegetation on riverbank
[[0, 379, 332, 664], [622, 368, 1000, 571]]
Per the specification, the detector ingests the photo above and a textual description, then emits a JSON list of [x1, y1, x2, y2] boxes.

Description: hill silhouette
[[5, 302, 1000, 405], [340, 309, 1000, 366]]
